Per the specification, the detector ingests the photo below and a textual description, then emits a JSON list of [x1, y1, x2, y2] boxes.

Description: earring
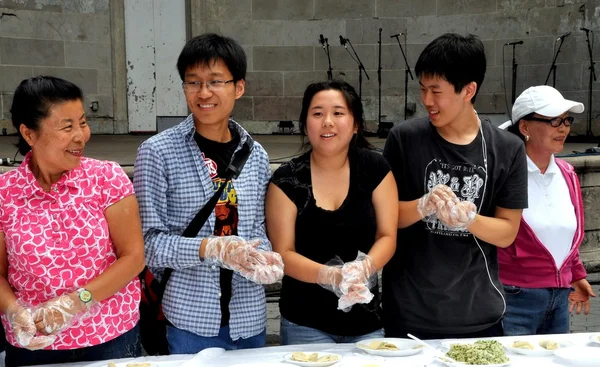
[[525, 135, 530, 142]]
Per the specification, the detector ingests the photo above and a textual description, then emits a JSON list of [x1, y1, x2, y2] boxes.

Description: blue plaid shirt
[[133, 116, 271, 340]]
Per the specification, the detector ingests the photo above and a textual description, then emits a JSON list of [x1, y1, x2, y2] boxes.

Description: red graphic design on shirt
[[202, 153, 218, 179]]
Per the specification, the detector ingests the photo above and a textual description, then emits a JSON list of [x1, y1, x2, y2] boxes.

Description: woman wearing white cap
[[498, 85, 595, 335]]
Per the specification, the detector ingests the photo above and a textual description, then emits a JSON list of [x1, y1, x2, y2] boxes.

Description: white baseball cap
[[508, 86, 584, 127]]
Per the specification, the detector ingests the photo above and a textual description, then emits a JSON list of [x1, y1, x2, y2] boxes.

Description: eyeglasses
[[523, 114, 574, 127], [182, 80, 234, 92]]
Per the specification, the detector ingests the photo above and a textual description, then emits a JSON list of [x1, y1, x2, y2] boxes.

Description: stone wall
[[570, 155, 600, 271], [191, 0, 600, 134], [1, 0, 599, 135], [0, 0, 128, 134]]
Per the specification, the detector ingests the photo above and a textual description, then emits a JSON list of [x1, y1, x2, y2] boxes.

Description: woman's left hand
[[569, 278, 596, 315], [32, 292, 95, 335]]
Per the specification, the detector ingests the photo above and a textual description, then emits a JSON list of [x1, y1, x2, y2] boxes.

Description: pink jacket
[[498, 158, 587, 288]]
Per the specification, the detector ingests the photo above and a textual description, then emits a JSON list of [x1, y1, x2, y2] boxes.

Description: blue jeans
[[503, 286, 571, 336], [166, 325, 265, 354], [5, 323, 141, 367], [280, 317, 385, 345]]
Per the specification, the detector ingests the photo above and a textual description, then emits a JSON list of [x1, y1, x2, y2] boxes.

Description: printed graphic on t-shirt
[[213, 178, 238, 236], [423, 158, 486, 237], [203, 153, 219, 179]]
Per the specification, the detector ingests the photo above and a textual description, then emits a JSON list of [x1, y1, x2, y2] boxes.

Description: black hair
[[415, 33, 486, 103], [506, 122, 525, 142], [298, 79, 372, 152], [176, 33, 246, 82], [11, 76, 83, 156]]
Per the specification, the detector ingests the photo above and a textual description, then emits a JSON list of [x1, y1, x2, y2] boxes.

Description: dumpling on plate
[[291, 352, 320, 362], [539, 340, 559, 350], [317, 354, 339, 362], [512, 341, 534, 350], [368, 341, 400, 350]]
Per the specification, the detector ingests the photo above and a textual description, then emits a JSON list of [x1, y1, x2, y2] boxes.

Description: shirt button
[[52, 187, 58, 192], [211, 265, 216, 270], [218, 292, 222, 298]]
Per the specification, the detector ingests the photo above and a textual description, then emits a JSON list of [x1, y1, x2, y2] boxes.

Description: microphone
[[339, 35, 347, 47], [557, 31, 571, 41], [319, 34, 326, 48], [581, 27, 591, 32], [390, 33, 404, 38], [0, 158, 13, 166], [505, 40, 523, 45]]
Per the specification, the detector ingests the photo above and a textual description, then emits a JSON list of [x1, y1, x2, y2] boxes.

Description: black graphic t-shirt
[[195, 128, 240, 327], [382, 117, 528, 335], [271, 148, 390, 336]]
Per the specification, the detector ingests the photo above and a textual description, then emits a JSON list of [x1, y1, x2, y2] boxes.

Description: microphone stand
[[582, 28, 596, 137], [545, 37, 567, 87], [391, 33, 413, 120], [377, 28, 382, 129], [510, 44, 519, 104], [344, 37, 370, 99], [324, 38, 333, 81]]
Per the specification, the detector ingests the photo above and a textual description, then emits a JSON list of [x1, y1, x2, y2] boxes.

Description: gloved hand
[[436, 199, 477, 230], [338, 252, 377, 311], [32, 291, 97, 335], [253, 250, 284, 284], [204, 236, 284, 284], [417, 184, 456, 219], [316, 263, 344, 297], [5, 302, 55, 350]]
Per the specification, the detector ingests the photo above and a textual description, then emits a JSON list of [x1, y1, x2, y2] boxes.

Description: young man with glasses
[[382, 33, 528, 339], [498, 85, 594, 335], [133, 33, 284, 353]]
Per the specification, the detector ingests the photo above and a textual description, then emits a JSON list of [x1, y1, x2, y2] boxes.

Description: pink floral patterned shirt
[[0, 154, 140, 349]]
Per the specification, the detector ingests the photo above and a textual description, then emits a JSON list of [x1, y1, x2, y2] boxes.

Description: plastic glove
[[418, 184, 456, 219], [5, 303, 55, 350], [204, 236, 284, 284], [436, 199, 477, 229], [316, 259, 344, 297], [252, 250, 284, 284], [338, 252, 377, 311], [32, 291, 97, 335]]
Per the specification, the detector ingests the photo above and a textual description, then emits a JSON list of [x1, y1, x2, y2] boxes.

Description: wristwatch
[[77, 288, 93, 308]]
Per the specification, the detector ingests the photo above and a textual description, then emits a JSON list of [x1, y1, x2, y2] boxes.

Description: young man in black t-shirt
[[382, 33, 528, 339]]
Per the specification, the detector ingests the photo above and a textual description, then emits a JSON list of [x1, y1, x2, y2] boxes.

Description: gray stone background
[[1, 0, 600, 134]]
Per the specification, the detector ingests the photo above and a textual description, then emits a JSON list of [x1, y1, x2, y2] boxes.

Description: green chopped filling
[[446, 340, 509, 365]]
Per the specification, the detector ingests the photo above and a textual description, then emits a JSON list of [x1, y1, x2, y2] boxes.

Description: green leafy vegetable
[[446, 340, 509, 365]]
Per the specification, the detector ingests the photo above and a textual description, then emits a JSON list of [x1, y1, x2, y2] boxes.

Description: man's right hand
[[417, 184, 456, 219], [203, 236, 284, 284], [5, 303, 55, 350]]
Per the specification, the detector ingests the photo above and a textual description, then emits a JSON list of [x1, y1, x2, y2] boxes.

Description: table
[[32, 332, 600, 367]]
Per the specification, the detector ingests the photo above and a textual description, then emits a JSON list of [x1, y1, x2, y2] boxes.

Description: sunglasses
[[523, 113, 574, 127]]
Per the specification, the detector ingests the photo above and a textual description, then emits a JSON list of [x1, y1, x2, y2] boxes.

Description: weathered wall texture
[[1, 1, 600, 134], [191, 0, 600, 134], [0, 0, 127, 134]]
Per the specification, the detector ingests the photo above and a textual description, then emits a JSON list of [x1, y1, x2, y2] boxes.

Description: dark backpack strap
[[156, 135, 255, 300]]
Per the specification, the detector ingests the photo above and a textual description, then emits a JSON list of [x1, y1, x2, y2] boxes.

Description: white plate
[[434, 356, 510, 367], [554, 346, 600, 367], [589, 333, 600, 345], [437, 341, 510, 367], [230, 363, 290, 367], [283, 352, 342, 367], [355, 338, 425, 357], [503, 338, 570, 356]]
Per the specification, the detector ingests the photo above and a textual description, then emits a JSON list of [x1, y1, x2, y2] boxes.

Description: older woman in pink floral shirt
[[0, 76, 145, 367]]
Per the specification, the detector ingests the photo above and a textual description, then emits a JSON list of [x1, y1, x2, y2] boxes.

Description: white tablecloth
[[31, 332, 600, 367]]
